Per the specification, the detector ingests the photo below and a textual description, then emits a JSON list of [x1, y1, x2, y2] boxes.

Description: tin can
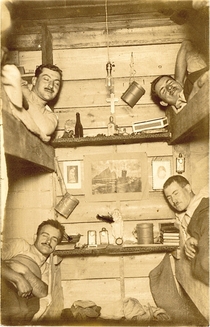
[[87, 230, 97, 247], [99, 227, 109, 245], [55, 192, 79, 219], [121, 81, 145, 108]]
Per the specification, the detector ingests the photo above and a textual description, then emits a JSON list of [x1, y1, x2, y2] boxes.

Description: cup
[[133, 223, 154, 244], [55, 192, 79, 219], [121, 81, 145, 108]]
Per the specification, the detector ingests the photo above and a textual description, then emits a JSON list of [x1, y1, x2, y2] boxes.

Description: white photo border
[[63, 161, 82, 190]]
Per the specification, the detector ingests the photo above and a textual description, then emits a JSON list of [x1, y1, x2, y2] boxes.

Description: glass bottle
[[99, 227, 109, 245], [75, 112, 83, 138], [107, 116, 115, 136]]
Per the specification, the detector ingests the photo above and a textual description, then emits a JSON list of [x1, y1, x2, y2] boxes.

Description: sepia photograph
[[1, 0, 209, 326]]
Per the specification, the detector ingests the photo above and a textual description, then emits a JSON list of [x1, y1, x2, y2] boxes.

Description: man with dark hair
[[1, 219, 65, 325], [21, 63, 62, 139], [163, 175, 209, 285], [151, 40, 208, 112], [2, 63, 62, 142]]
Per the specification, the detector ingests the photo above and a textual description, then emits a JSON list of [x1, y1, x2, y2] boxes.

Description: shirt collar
[[172, 90, 187, 113], [30, 244, 48, 267]]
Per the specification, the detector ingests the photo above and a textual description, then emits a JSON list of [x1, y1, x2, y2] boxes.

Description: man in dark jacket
[[163, 175, 209, 285]]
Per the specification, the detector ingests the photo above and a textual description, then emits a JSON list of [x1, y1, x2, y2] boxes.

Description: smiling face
[[154, 76, 183, 105], [34, 224, 61, 257], [163, 181, 193, 212], [32, 68, 61, 103]]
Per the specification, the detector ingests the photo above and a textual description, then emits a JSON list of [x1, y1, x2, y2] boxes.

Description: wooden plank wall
[[10, 13, 199, 311], [15, 15, 192, 138]]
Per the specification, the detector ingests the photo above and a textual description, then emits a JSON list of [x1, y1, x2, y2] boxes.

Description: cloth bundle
[[61, 300, 101, 321], [123, 297, 170, 321], [100, 297, 170, 321]]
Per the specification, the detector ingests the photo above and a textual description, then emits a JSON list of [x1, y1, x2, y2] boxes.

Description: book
[[160, 233, 179, 239], [159, 223, 179, 234], [160, 240, 179, 245]]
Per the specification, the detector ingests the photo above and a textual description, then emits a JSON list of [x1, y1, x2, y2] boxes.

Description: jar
[[99, 227, 109, 245]]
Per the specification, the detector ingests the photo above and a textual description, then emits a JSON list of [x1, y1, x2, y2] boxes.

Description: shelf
[[54, 244, 178, 257], [21, 73, 34, 83], [51, 131, 170, 148]]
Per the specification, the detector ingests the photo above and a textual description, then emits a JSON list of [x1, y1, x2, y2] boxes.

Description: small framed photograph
[[63, 161, 82, 190], [152, 160, 171, 190]]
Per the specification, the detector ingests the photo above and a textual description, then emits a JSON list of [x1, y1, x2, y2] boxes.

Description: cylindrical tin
[[55, 192, 79, 219], [99, 227, 109, 245], [121, 81, 145, 108], [136, 223, 154, 244]]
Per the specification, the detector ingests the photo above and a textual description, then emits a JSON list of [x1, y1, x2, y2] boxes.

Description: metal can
[[99, 227, 109, 245], [87, 230, 97, 247]]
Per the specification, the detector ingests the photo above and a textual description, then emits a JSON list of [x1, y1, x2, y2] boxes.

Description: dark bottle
[[75, 112, 83, 138]]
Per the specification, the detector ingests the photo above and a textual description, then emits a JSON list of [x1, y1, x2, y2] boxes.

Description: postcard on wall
[[63, 161, 82, 191], [84, 152, 148, 201], [152, 160, 171, 190]]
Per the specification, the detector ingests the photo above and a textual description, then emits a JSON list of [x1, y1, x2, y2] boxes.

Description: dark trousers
[[1, 277, 39, 325]]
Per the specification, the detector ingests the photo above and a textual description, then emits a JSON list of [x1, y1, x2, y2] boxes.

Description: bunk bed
[[166, 77, 209, 144], [1, 87, 55, 174], [167, 78, 209, 321]]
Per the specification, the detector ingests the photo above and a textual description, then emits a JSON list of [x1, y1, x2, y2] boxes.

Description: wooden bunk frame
[[2, 88, 55, 173], [167, 80, 209, 145]]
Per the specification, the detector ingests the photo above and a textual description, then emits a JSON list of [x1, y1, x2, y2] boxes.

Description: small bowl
[[67, 234, 82, 243]]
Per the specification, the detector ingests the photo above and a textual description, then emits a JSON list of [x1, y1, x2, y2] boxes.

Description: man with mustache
[[163, 175, 209, 285], [1, 219, 65, 324], [2, 63, 62, 142], [151, 40, 208, 113], [21, 64, 62, 141]]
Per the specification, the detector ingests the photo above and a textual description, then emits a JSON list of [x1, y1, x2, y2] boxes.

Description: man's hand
[[184, 237, 198, 260], [4, 259, 33, 298], [16, 275, 33, 298]]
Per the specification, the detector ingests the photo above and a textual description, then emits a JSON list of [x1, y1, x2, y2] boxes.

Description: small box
[[132, 117, 168, 133]]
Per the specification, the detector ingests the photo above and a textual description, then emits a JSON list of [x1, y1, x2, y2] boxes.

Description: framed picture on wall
[[152, 160, 171, 190], [63, 161, 82, 191], [84, 152, 148, 201]]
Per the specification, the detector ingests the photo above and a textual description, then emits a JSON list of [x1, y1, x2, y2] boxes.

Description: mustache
[[41, 242, 52, 248], [44, 87, 54, 93]]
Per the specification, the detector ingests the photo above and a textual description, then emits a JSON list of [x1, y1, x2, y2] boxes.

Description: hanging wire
[[105, 0, 110, 62], [129, 52, 136, 84]]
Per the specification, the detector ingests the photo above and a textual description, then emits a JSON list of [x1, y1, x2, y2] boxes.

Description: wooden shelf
[[51, 131, 170, 148], [54, 244, 178, 257]]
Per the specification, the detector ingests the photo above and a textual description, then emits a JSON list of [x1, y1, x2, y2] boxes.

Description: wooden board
[[2, 110, 55, 172], [167, 81, 209, 145]]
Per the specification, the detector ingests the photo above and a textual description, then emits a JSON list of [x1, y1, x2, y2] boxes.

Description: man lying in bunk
[[1, 3, 62, 142], [1, 63, 62, 142], [163, 175, 209, 285], [1, 219, 65, 325], [150, 40, 209, 113]]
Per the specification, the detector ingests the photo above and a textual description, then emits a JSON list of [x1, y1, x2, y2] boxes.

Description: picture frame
[[63, 161, 82, 191], [84, 152, 148, 201], [152, 160, 171, 190]]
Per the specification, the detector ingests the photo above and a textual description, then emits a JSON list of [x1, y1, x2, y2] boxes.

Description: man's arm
[[3, 260, 48, 298], [174, 40, 193, 86], [1, 260, 33, 298]]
